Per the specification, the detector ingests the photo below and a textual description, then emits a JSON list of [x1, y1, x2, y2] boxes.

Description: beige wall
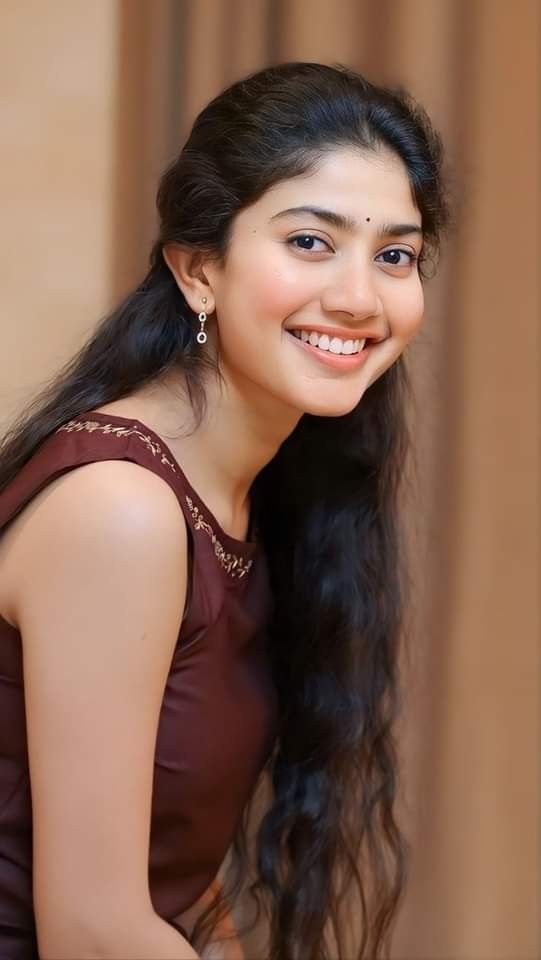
[[0, 0, 118, 428]]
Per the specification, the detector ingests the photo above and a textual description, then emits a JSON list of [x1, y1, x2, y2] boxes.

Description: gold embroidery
[[56, 418, 254, 579], [57, 418, 180, 475], [184, 495, 253, 579]]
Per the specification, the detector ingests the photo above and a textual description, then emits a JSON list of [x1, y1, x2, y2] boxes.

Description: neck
[[143, 368, 302, 535]]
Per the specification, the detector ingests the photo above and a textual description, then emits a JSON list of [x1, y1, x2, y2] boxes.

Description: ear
[[162, 244, 216, 315]]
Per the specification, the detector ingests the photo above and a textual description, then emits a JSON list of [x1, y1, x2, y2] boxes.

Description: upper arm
[[14, 460, 188, 956]]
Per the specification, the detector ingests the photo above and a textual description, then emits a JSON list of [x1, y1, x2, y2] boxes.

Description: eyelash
[[286, 233, 419, 267]]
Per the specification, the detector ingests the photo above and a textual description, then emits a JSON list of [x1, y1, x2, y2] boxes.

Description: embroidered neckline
[[56, 417, 254, 579], [184, 496, 253, 578]]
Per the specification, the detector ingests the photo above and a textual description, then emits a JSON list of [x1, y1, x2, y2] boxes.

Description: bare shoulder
[[2, 459, 187, 631]]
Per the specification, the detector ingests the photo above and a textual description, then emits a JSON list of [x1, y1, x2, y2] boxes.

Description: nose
[[320, 258, 383, 321]]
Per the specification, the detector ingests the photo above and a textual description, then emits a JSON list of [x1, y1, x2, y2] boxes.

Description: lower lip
[[286, 331, 374, 371]]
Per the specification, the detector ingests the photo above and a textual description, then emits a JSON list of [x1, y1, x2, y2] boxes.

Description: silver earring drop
[[196, 296, 208, 345]]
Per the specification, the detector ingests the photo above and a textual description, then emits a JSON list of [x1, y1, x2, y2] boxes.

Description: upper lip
[[285, 324, 386, 343]]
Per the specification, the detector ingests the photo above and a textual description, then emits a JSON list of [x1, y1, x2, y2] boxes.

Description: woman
[[0, 62, 450, 959]]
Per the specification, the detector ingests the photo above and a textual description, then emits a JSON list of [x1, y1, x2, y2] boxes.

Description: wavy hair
[[0, 62, 451, 959]]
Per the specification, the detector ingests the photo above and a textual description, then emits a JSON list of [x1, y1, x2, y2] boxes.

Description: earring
[[196, 297, 208, 345]]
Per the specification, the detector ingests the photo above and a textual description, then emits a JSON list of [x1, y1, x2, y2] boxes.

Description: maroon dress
[[0, 411, 279, 958]]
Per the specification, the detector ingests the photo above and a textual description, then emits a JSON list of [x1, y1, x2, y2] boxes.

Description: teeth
[[329, 337, 343, 354], [291, 329, 367, 355]]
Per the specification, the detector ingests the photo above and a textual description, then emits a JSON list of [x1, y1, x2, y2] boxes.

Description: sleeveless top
[[0, 411, 279, 958]]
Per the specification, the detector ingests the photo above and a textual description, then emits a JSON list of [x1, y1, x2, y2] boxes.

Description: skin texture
[[161, 146, 424, 530]]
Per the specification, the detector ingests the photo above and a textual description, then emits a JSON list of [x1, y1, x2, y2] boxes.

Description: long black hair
[[0, 62, 451, 959]]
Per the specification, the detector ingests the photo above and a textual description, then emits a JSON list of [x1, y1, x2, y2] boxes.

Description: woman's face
[[203, 146, 425, 419]]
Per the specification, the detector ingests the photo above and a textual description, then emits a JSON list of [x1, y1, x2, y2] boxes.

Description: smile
[[291, 329, 365, 355], [286, 329, 375, 371]]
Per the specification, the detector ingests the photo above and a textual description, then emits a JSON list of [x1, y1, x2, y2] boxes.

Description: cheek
[[253, 272, 305, 321], [388, 282, 424, 340], [230, 247, 311, 323]]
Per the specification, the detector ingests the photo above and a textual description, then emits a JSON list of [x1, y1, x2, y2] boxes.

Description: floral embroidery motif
[[56, 418, 254, 579], [57, 418, 180, 475], [184, 496, 253, 579]]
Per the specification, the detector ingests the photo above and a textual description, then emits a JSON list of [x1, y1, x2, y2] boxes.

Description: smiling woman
[[0, 62, 451, 960], [163, 144, 426, 424]]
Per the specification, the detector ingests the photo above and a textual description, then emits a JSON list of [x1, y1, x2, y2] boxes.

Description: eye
[[376, 248, 418, 268], [287, 233, 332, 253], [287, 235, 419, 268]]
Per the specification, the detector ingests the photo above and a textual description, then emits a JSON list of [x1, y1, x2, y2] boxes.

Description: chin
[[299, 392, 365, 418]]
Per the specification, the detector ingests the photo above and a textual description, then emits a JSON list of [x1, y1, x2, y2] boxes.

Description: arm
[[41, 911, 202, 959], [15, 460, 197, 958]]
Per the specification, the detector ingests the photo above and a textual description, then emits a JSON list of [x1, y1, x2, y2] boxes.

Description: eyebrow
[[269, 205, 423, 238]]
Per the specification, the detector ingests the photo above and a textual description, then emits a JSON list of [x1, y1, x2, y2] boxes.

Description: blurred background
[[0, 1, 538, 958]]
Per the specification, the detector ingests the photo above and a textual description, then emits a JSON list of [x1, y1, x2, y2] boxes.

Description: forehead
[[239, 146, 419, 227]]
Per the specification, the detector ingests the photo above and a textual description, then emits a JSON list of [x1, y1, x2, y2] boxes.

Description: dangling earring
[[196, 297, 208, 345]]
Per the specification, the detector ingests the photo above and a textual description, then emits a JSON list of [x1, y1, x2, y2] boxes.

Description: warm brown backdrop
[[1, 1, 539, 958]]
